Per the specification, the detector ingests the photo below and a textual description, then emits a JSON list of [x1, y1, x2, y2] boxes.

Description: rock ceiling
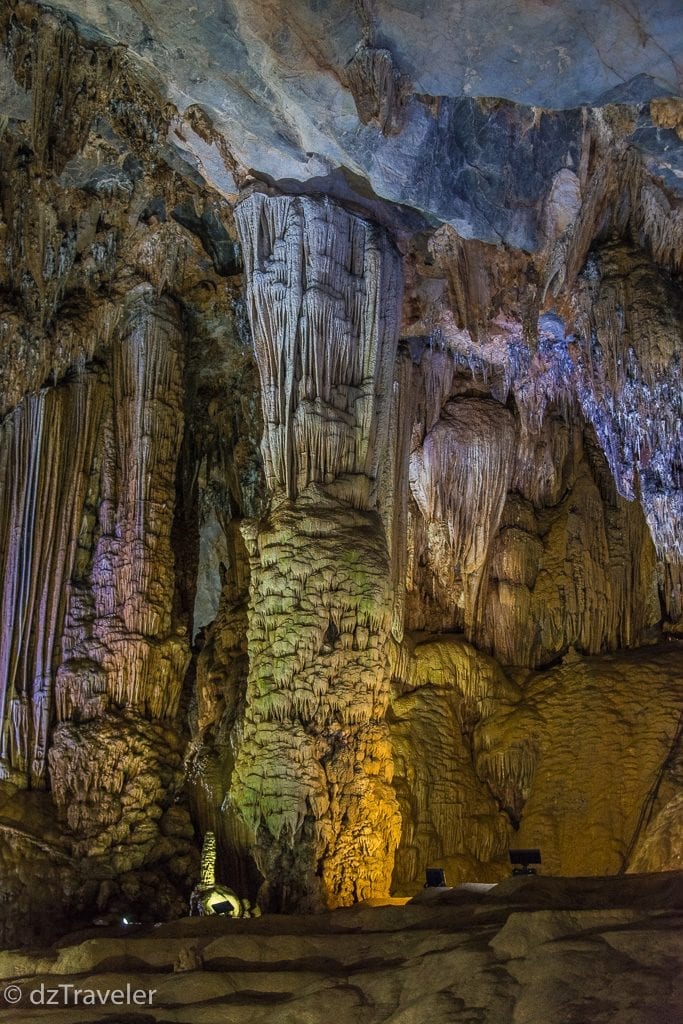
[[12, 0, 682, 238]]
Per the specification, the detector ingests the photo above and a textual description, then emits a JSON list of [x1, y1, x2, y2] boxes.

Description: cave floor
[[0, 873, 680, 1023]]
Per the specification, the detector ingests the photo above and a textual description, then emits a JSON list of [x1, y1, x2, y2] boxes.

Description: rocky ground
[[0, 873, 680, 1023]]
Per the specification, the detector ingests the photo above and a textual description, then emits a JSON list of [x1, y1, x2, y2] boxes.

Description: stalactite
[[0, 0, 680, 939], [621, 150, 683, 276], [56, 287, 189, 722], [2, 12, 97, 176], [512, 409, 578, 510], [573, 242, 682, 563], [345, 44, 405, 136], [409, 397, 516, 634], [378, 348, 414, 642], [0, 371, 105, 786], [235, 193, 401, 506], [479, 422, 660, 667], [0, 10, 246, 935], [43, 286, 196, 900]]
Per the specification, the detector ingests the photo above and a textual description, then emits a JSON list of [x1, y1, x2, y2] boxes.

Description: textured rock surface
[[0, 0, 681, 953], [0, 9, 261, 939], [389, 637, 515, 889], [0, 374, 104, 785], [230, 194, 403, 910], [573, 242, 683, 560], [390, 640, 683, 892], [12, 0, 682, 243], [235, 194, 401, 506], [0, 873, 680, 1024], [403, 346, 663, 665], [480, 645, 683, 877]]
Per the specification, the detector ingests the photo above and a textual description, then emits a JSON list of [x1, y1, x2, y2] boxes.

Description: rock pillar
[[233, 193, 403, 909], [46, 287, 195, 908]]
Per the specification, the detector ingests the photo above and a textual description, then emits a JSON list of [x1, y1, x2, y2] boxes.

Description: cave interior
[[0, 0, 680, 972]]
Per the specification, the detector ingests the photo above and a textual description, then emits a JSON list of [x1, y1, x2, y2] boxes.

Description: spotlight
[[424, 867, 448, 888], [509, 848, 541, 875], [210, 900, 237, 915]]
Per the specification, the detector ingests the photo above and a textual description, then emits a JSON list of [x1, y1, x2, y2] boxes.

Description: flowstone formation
[[390, 638, 683, 889], [0, 371, 103, 784], [228, 193, 403, 910]]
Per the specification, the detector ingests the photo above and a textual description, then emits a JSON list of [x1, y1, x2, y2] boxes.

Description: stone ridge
[[0, 873, 679, 1024]]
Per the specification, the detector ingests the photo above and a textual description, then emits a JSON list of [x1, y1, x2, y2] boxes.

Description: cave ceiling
[[3, 0, 682, 237]]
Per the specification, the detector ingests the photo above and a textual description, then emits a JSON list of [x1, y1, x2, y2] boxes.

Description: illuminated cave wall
[[0, 4, 681, 944]]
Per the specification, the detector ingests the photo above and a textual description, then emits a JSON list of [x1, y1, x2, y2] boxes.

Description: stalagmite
[[233, 193, 403, 909], [0, 0, 681, 957]]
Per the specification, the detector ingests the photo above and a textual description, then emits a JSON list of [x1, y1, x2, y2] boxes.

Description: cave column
[[233, 193, 403, 909], [46, 286, 194, 896]]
